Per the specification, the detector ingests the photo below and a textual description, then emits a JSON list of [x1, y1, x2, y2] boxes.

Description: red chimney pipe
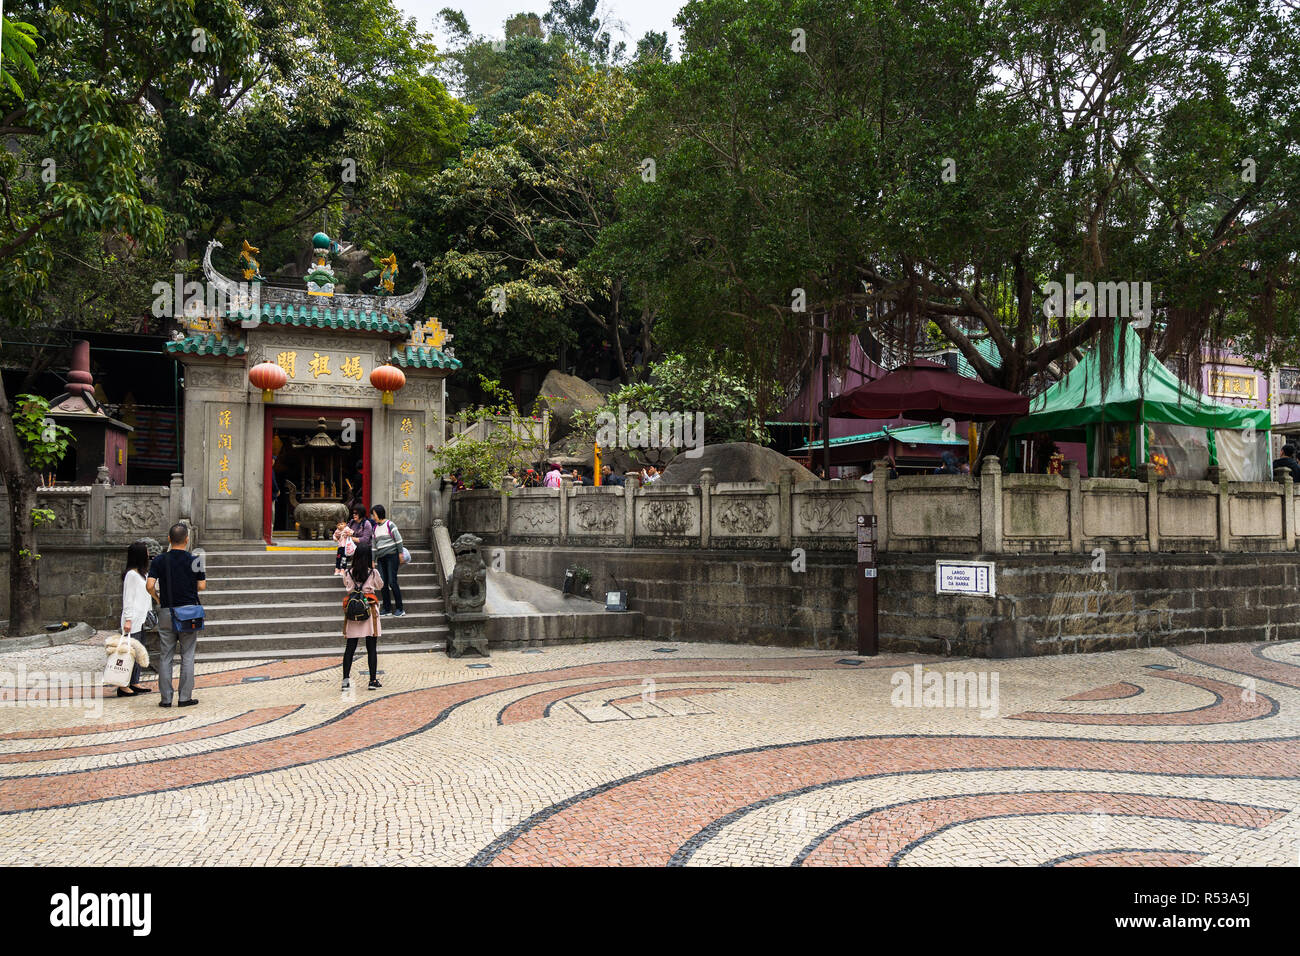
[[66, 340, 93, 395]]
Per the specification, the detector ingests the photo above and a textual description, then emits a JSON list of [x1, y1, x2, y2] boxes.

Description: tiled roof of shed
[[164, 333, 246, 357]]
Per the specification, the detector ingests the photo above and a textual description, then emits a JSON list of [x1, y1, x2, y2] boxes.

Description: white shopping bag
[[103, 644, 133, 688]]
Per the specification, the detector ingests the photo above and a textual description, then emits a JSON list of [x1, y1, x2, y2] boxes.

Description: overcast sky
[[395, 0, 687, 55]]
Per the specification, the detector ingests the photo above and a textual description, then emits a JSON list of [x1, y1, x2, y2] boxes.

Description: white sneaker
[[341, 678, 351, 691]]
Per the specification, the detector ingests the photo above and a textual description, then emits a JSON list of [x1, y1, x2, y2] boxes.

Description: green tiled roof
[[790, 422, 968, 453], [392, 344, 461, 370], [165, 332, 246, 357], [228, 303, 413, 335], [948, 338, 1004, 380]]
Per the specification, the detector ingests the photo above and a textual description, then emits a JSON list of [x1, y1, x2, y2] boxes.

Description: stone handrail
[[431, 518, 456, 593], [446, 411, 550, 446], [446, 459, 1300, 554]]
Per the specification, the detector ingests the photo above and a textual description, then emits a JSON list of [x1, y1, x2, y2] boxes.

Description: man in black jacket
[[146, 523, 207, 708], [1273, 444, 1300, 482]]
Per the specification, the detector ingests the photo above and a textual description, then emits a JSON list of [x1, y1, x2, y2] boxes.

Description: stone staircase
[[162, 543, 449, 662]]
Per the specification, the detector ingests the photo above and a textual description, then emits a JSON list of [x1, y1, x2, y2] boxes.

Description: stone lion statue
[[448, 533, 486, 614]]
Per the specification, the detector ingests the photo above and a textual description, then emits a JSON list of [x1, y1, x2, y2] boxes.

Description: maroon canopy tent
[[828, 359, 1029, 421]]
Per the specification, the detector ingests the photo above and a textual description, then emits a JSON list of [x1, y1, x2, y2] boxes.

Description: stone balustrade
[[449, 469, 872, 553], [0, 472, 193, 548], [448, 459, 1300, 555]]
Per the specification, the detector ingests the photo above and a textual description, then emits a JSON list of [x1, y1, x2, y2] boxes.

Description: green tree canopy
[[601, 0, 1300, 429]]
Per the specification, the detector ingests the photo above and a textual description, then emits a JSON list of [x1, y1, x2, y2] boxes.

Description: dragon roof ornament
[[202, 238, 428, 317]]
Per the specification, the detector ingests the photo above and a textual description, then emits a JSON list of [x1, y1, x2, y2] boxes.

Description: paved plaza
[[0, 637, 1297, 866]]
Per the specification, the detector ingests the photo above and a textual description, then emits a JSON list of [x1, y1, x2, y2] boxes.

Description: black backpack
[[344, 583, 371, 622]]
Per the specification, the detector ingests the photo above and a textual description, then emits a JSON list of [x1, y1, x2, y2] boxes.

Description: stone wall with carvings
[[448, 459, 1300, 555], [0, 480, 186, 549], [449, 469, 870, 552]]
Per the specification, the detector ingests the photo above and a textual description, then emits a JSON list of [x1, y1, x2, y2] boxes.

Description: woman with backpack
[[341, 543, 382, 691], [370, 504, 405, 617]]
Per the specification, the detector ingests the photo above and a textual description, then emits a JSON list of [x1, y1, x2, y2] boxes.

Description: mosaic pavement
[[0, 638, 1297, 866]]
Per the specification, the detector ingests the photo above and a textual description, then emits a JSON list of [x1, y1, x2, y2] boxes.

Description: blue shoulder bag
[[172, 604, 206, 631]]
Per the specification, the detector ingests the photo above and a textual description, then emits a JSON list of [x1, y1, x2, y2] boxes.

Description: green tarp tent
[[1010, 324, 1270, 478]]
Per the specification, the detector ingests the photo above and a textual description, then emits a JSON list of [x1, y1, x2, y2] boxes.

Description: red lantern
[[249, 361, 288, 402], [370, 363, 406, 406]]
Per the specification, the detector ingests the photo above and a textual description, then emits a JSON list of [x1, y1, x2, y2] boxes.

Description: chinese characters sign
[[1208, 371, 1257, 400], [269, 349, 371, 384], [209, 405, 241, 499], [393, 413, 421, 502]]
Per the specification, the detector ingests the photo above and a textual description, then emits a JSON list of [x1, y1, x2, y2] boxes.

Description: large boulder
[[537, 370, 605, 440], [660, 442, 818, 485]]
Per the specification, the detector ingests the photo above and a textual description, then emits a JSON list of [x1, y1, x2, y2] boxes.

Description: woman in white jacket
[[111, 542, 154, 697]]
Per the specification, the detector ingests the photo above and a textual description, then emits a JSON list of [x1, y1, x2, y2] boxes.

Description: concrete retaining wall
[[495, 545, 1300, 656], [0, 547, 127, 630]]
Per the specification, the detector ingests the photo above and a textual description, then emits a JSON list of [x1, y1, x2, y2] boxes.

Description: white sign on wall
[[936, 560, 996, 597]]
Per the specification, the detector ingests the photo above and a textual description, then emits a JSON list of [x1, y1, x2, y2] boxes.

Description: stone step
[[199, 609, 448, 636], [201, 548, 434, 561], [204, 556, 436, 571], [197, 599, 446, 620], [201, 584, 443, 606], [206, 564, 438, 581], [163, 625, 449, 657], [190, 642, 446, 663], [142, 544, 449, 660]]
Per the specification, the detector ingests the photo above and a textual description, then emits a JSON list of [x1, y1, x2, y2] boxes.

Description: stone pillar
[[979, 457, 1003, 554], [1142, 462, 1160, 553], [778, 470, 793, 549], [699, 467, 714, 549], [1214, 466, 1232, 551], [872, 460, 890, 552], [1276, 468, 1295, 551], [1065, 461, 1083, 554], [623, 472, 640, 546], [559, 475, 571, 544], [90, 470, 108, 540], [499, 476, 512, 544]]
